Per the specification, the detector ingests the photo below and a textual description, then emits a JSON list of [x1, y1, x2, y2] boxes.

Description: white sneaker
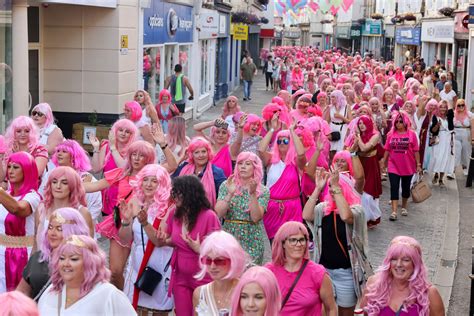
[[463, 169, 469, 176], [447, 173, 455, 180]]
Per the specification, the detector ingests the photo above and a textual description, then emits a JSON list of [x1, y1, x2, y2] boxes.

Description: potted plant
[[371, 13, 383, 20], [357, 18, 366, 24], [438, 7, 454, 17], [403, 13, 416, 21], [391, 15, 403, 24], [260, 17, 269, 24], [72, 110, 111, 152]]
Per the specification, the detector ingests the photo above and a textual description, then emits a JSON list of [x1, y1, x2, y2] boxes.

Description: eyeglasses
[[32, 111, 44, 117], [285, 237, 307, 246], [396, 119, 404, 124], [277, 138, 290, 145], [200, 256, 230, 266]]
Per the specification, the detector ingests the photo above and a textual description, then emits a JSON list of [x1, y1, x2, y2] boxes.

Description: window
[[200, 40, 210, 95], [0, 1, 13, 132], [143, 46, 163, 105], [179, 45, 190, 77]]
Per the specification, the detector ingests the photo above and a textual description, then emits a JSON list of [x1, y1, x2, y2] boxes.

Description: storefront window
[[200, 40, 210, 95], [0, 1, 13, 132], [179, 45, 190, 77], [143, 46, 163, 105]]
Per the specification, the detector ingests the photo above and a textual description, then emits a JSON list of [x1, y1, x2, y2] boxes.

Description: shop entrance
[[165, 45, 177, 80]]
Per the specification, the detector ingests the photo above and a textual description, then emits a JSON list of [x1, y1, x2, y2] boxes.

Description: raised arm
[[289, 120, 306, 170], [0, 187, 33, 218]]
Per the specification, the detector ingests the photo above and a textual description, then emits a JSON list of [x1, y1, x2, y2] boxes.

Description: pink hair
[[358, 115, 377, 143], [364, 236, 431, 316], [195, 230, 248, 280], [0, 135, 6, 154], [0, 291, 39, 316], [52, 139, 91, 172], [39, 207, 90, 262], [230, 266, 281, 316], [330, 90, 347, 109], [454, 99, 468, 123], [158, 89, 172, 103], [425, 99, 438, 113], [323, 173, 361, 215], [222, 96, 241, 118], [6, 152, 38, 198], [167, 116, 189, 155], [262, 103, 282, 121], [234, 152, 263, 196], [270, 130, 294, 165], [49, 235, 111, 298], [382, 88, 395, 104], [130, 164, 171, 220], [277, 90, 291, 108], [271, 221, 310, 266], [317, 91, 327, 101], [111, 119, 139, 151], [295, 128, 315, 148], [124, 101, 143, 122], [123, 140, 156, 174], [372, 84, 384, 99], [332, 150, 354, 175], [271, 96, 285, 107], [32, 103, 55, 127], [43, 166, 87, 210], [4, 116, 40, 154], [389, 111, 412, 135], [186, 137, 214, 164], [210, 126, 231, 142], [243, 114, 262, 134]]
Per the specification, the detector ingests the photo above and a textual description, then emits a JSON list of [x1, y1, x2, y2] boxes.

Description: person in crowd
[[230, 266, 281, 316], [361, 236, 444, 316], [220, 96, 241, 133], [240, 56, 257, 101], [156, 89, 180, 134], [123, 100, 155, 145], [265, 221, 337, 315], [193, 230, 248, 315], [435, 73, 447, 93], [402, 101, 417, 130], [37, 235, 136, 315], [277, 90, 292, 111], [447, 71, 458, 94], [0, 152, 41, 292], [0, 291, 39, 316], [416, 98, 437, 169], [134, 89, 159, 122], [215, 152, 270, 265], [429, 100, 455, 185], [303, 167, 368, 316], [453, 99, 473, 176], [273, 58, 282, 93], [260, 103, 289, 147], [382, 111, 421, 220], [423, 68, 435, 97], [368, 97, 387, 136], [290, 63, 304, 94], [30, 102, 64, 156], [327, 90, 352, 162], [165, 64, 194, 113], [264, 55, 274, 91], [119, 164, 174, 315], [156, 175, 221, 316], [439, 82, 457, 110], [290, 95, 312, 122], [230, 114, 263, 159], [17, 208, 90, 300], [280, 57, 289, 93]]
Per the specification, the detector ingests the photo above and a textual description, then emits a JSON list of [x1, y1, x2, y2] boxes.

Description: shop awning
[[260, 29, 274, 38]]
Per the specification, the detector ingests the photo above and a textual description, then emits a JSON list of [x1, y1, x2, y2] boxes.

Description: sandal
[[401, 208, 408, 216], [439, 179, 445, 187], [389, 212, 398, 221], [432, 173, 439, 185]]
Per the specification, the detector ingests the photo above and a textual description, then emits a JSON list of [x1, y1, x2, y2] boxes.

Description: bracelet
[[269, 128, 275, 133], [140, 221, 149, 227], [121, 220, 131, 227], [160, 143, 168, 150], [308, 196, 317, 202], [329, 187, 342, 195]]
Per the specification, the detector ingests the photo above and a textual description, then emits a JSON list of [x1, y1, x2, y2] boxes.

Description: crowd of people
[[0, 45, 467, 315]]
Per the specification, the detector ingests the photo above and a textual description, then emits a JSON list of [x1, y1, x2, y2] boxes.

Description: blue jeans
[[243, 80, 252, 99]]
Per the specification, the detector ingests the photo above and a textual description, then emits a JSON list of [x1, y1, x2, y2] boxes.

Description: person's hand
[[214, 118, 226, 127], [156, 229, 169, 246], [248, 179, 258, 195], [270, 112, 280, 130], [315, 168, 329, 191], [238, 113, 248, 129], [329, 167, 340, 189], [151, 123, 166, 147], [226, 175, 237, 196], [137, 208, 148, 226], [316, 138, 324, 152], [88, 134, 100, 150], [108, 130, 116, 150], [12, 142, 19, 153], [182, 232, 200, 253], [119, 200, 133, 222], [334, 112, 344, 120], [289, 118, 297, 131], [188, 95, 194, 101], [82, 174, 93, 183]]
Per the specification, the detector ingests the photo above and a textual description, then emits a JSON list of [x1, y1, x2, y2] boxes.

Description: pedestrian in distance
[[240, 56, 257, 101], [165, 64, 194, 114]]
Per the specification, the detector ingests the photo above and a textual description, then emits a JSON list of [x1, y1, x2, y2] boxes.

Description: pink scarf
[[180, 162, 216, 207]]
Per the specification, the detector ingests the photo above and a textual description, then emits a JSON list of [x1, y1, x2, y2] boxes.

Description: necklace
[[213, 281, 235, 308]]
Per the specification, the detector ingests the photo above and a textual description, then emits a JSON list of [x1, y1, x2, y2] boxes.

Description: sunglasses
[[277, 138, 290, 145], [200, 256, 230, 266], [457, 104, 465, 107], [32, 111, 44, 117]]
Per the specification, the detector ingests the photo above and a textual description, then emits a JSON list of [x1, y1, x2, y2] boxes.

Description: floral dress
[[218, 182, 270, 265]]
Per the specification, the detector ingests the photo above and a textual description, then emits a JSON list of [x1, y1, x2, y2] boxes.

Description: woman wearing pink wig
[[0, 291, 39, 316], [230, 266, 281, 316], [134, 89, 159, 125], [291, 95, 313, 122], [123, 100, 154, 145], [156, 89, 180, 134], [193, 230, 248, 315], [230, 113, 263, 159], [0, 152, 41, 292], [361, 236, 444, 316], [221, 96, 241, 133], [30, 103, 64, 156], [215, 152, 269, 265], [37, 235, 135, 315], [327, 90, 352, 162], [261, 102, 289, 148], [265, 221, 337, 315]]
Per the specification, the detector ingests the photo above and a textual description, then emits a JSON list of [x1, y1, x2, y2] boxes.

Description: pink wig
[[271, 96, 285, 107], [317, 91, 327, 102], [43, 166, 87, 210], [270, 130, 294, 165], [425, 98, 439, 113], [330, 90, 347, 109], [332, 150, 354, 175], [277, 90, 291, 108], [364, 236, 431, 316], [39, 207, 90, 262], [131, 164, 171, 220], [32, 103, 54, 127], [382, 88, 395, 104], [49, 235, 111, 298], [186, 137, 214, 164], [195, 230, 248, 280], [124, 101, 143, 122], [6, 152, 38, 198], [323, 174, 361, 215], [0, 291, 39, 316], [358, 115, 377, 144], [52, 139, 91, 172], [210, 126, 231, 142], [296, 95, 313, 109], [230, 266, 281, 316], [0, 135, 6, 154], [234, 152, 263, 196], [111, 119, 139, 150], [389, 111, 412, 134], [243, 114, 262, 134], [271, 221, 310, 266], [372, 84, 384, 99], [158, 89, 172, 104], [222, 96, 241, 118], [262, 103, 283, 121], [295, 128, 315, 148], [123, 140, 156, 173], [4, 116, 40, 153]]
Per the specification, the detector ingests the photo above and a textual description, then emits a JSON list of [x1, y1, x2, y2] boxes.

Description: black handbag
[[330, 131, 341, 141], [113, 190, 133, 228]]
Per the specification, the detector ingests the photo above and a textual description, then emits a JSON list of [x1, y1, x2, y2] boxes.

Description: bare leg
[[109, 239, 131, 290]]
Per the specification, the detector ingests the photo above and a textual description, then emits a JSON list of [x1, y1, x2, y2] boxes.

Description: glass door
[[28, 49, 39, 109]]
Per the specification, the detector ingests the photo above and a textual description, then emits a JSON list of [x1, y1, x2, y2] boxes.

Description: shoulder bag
[[411, 174, 431, 203]]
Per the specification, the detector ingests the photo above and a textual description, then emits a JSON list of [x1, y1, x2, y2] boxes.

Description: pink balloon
[[330, 5, 339, 15]]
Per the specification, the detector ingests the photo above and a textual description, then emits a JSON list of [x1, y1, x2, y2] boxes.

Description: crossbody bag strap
[[281, 259, 309, 308], [333, 212, 349, 259], [339, 105, 347, 132], [34, 278, 52, 302]]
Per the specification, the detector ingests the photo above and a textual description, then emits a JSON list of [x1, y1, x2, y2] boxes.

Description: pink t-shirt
[[384, 130, 419, 176], [265, 261, 326, 316]]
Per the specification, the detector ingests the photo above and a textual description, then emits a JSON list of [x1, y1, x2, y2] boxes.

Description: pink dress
[[264, 164, 302, 240], [100, 141, 120, 215], [379, 304, 422, 315], [211, 144, 232, 178], [166, 208, 221, 316], [266, 260, 326, 316]]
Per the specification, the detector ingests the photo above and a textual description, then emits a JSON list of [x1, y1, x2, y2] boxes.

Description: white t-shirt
[[439, 90, 457, 109]]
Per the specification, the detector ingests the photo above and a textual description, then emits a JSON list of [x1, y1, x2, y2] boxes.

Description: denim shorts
[[326, 268, 357, 308]]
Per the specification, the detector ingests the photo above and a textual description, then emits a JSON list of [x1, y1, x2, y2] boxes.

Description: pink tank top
[[379, 304, 421, 316]]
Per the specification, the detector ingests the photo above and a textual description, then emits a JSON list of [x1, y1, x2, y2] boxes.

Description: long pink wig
[[271, 221, 310, 266], [130, 164, 171, 220], [0, 291, 39, 316], [382, 88, 395, 104], [222, 96, 241, 118], [111, 119, 139, 150], [389, 111, 412, 135], [270, 130, 294, 165], [364, 236, 431, 316], [330, 90, 347, 110], [6, 152, 39, 198], [425, 99, 438, 113], [230, 266, 281, 316], [39, 207, 90, 262], [43, 166, 87, 210], [243, 114, 262, 134], [52, 139, 91, 172], [32, 103, 55, 127], [262, 103, 283, 121], [49, 235, 111, 297], [4, 116, 40, 153], [332, 150, 354, 175], [234, 152, 263, 196], [195, 230, 248, 280], [123, 140, 156, 174], [186, 137, 214, 164], [124, 101, 143, 122]]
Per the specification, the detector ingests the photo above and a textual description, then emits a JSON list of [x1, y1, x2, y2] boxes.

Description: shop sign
[[283, 30, 301, 39], [198, 11, 219, 39], [395, 26, 421, 46], [120, 35, 128, 55], [421, 21, 454, 43], [336, 26, 351, 39], [144, 0, 193, 45], [232, 24, 248, 41], [362, 20, 382, 36], [219, 15, 227, 35], [469, 5, 474, 24], [351, 25, 361, 38], [463, 15, 469, 28]]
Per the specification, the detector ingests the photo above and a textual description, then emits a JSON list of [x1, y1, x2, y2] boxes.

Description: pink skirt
[[96, 215, 131, 248]]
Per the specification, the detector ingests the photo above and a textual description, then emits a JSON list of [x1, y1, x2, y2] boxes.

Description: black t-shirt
[[319, 213, 351, 269], [22, 251, 50, 299]]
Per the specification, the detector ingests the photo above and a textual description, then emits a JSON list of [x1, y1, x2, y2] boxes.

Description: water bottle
[[218, 308, 230, 316]]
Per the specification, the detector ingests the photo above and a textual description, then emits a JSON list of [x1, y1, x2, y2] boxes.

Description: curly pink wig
[[111, 119, 139, 149], [31, 103, 55, 128], [222, 96, 241, 118], [43, 166, 87, 210], [364, 236, 431, 316], [262, 103, 282, 121], [234, 152, 264, 196], [6, 152, 38, 198], [271, 221, 310, 266], [52, 139, 91, 172], [0, 291, 39, 316], [49, 235, 111, 298], [4, 116, 40, 153], [124, 101, 143, 122], [243, 114, 262, 134], [231, 266, 281, 316], [186, 137, 214, 164], [195, 230, 248, 280]]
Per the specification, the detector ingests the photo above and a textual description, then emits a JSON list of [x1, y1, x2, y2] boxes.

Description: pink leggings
[[172, 277, 204, 316]]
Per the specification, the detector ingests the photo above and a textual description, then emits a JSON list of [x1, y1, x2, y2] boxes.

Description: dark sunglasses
[[457, 104, 465, 107], [32, 111, 44, 117], [200, 256, 230, 266], [277, 138, 290, 145]]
